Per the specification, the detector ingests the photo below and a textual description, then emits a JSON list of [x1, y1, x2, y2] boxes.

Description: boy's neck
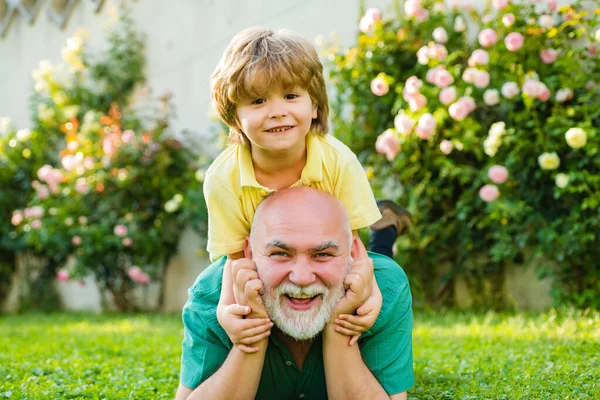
[[250, 139, 307, 190]]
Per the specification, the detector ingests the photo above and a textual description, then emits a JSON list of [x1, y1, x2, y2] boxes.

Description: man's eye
[[284, 93, 298, 100], [314, 253, 333, 259], [270, 251, 288, 257], [252, 98, 266, 105]]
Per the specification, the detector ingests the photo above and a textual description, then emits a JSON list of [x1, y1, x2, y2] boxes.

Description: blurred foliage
[[324, 0, 599, 308]]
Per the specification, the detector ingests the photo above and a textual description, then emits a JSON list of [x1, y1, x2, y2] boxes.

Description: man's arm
[[176, 338, 268, 400], [322, 319, 406, 400]]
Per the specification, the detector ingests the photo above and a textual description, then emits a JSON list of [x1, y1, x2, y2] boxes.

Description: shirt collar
[[237, 132, 324, 188]]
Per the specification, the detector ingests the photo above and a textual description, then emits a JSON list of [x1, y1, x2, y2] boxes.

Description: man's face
[[248, 207, 353, 340]]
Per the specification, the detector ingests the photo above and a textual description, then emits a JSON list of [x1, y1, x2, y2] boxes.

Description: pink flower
[[484, 89, 500, 106], [505, 32, 524, 51], [375, 129, 401, 161], [440, 140, 453, 154], [488, 165, 509, 184], [555, 88, 573, 103], [11, 211, 23, 226], [365, 7, 382, 22], [449, 101, 470, 121], [31, 219, 42, 229], [539, 86, 551, 102], [415, 8, 430, 22], [417, 46, 430, 65], [523, 79, 549, 100], [540, 49, 558, 64], [61, 154, 78, 171], [370, 76, 389, 96], [462, 68, 479, 84], [36, 184, 50, 200], [430, 44, 448, 61], [128, 266, 150, 284], [416, 113, 437, 139], [433, 27, 448, 43], [501, 82, 520, 98], [440, 87, 457, 105], [121, 130, 135, 143], [479, 184, 500, 202], [123, 237, 133, 247], [492, 0, 509, 10], [75, 178, 89, 194], [436, 69, 454, 88], [72, 235, 82, 246], [408, 94, 427, 112], [547, 0, 557, 11], [83, 156, 95, 170], [103, 133, 118, 157], [473, 70, 491, 89], [394, 113, 415, 134], [404, 0, 421, 17], [405, 76, 423, 94], [114, 224, 128, 237], [57, 269, 69, 282], [27, 206, 44, 219], [468, 49, 489, 67], [478, 29, 498, 48], [585, 81, 596, 91], [502, 13, 515, 27]]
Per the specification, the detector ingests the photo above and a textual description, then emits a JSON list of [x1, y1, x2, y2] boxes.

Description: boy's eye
[[252, 98, 266, 105], [284, 93, 299, 100]]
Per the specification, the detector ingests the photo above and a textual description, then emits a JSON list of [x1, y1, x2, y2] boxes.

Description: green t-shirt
[[179, 252, 414, 398]]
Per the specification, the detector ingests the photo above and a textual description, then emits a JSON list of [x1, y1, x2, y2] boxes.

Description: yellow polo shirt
[[203, 132, 381, 260]]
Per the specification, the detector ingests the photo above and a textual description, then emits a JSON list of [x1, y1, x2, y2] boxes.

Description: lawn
[[0, 309, 598, 399]]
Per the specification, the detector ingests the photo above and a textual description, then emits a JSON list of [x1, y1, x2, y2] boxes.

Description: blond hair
[[211, 27, 329, 142]]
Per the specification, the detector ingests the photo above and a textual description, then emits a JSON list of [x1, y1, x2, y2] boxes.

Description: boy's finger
[[240, 330, 271, 345], [236, 318, 271, 331], [334, 319, 364, 332], [237, 344, 261, 353], [339, 313, 370, 325], [349, 334, 361, 346], [226, 304, 251, 316], [241, 321, 274, 337], [334, 326, 360, 337]]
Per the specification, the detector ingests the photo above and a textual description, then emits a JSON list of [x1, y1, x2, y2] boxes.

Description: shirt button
[[285, 361, 292, 366], [299, 395, 305, 399]]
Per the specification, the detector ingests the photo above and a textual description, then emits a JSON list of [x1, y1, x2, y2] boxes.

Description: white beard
[[262, 281, 345, 340]]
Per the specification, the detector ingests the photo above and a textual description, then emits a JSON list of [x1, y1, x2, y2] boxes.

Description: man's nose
[[268, 99, 288, 119], [288, 261, 316, 287]]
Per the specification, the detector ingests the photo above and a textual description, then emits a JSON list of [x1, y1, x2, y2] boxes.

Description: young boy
[[205, 26, 410, 351]]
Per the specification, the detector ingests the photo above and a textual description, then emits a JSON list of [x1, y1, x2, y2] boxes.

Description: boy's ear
[[243, 237, 253, 259], [312, 105, 318, 119]]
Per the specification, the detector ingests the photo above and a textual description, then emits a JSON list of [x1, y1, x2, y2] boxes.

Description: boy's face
[[235, 84, 317, 154]]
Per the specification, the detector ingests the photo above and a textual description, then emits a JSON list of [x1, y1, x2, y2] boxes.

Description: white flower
[[164, 199, 180, 213], [483, 89, 500, 106], [596, 29, 600, 42], [538, 152, 560, 170], [0, 117, 12, 135], [432, 27, 448, 43], [501, 82, 520, 99], [565, 128, 587, 149], [195, 169, 206, 182], [37, 104, 55, 123], [394, 112, 415, 135], [454, 16, 466, 32], [62, 105, 80, 120], [173, 194, 183, 203], [489, 122, 506, 138], [555, 173, 569, 189], [15, 129, 31, 142]]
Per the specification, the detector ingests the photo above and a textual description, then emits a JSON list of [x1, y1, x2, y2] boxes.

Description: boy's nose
[[268, 100, 288, 119]]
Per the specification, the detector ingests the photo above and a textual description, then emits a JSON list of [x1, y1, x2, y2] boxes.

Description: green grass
[[0, 309, 598, 399]]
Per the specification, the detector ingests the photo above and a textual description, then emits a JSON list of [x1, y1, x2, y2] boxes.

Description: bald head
[[249, 187, 352, 251]]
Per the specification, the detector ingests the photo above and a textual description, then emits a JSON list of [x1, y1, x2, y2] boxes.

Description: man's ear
[[243, 237, 253, 259], [350, 234, 361, 260]]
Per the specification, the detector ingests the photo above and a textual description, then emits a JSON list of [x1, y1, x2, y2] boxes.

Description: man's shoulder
[[187, 257, 226, 307], [370, 251, 410, 289]]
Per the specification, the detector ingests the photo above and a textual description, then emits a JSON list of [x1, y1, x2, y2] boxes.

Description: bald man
[[176, 187, 414, 400]]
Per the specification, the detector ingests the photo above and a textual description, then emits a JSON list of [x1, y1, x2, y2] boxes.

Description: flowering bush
[[324, 0, 599, 307], [6, 8, 208, 311]]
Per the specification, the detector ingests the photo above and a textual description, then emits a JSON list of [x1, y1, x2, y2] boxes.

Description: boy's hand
[[220, 304, 273, 353], [334, 276, 382, 345], [232, 258, 270, 319], [333, 240, 381, 345]]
